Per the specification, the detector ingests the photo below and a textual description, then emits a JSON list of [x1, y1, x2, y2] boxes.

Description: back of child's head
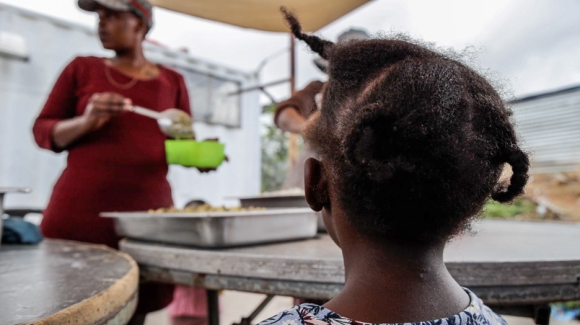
[[283, 9, 529, 244]]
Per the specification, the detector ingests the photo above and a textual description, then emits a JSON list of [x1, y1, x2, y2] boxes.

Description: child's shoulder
[[257, 290, 507, 325], [257, 303, 331, 325]]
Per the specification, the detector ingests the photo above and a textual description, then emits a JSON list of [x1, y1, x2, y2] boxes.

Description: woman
[[33, 0, 205, 324], [259, 9, 528, 325]]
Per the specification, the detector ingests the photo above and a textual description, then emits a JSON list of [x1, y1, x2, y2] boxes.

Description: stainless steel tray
[[101, 208, 318, 248], [236, 195, 326, 232], [237, 194, 308, 208]]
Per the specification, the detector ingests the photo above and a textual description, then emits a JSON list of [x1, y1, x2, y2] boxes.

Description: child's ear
[[304, 158, 329, 211]]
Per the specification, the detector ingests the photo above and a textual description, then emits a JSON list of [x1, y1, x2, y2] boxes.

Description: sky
[[1, 0, 579, 103]]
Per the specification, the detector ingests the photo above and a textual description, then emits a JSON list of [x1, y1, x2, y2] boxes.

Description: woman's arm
[[277, 108, 307, 134], [175, 74, 192, 117], [32, 58, 130, 151], [274, 80, 324, 134], [50, 116, 94, 149], [51, 93, 130, 149], [33, 59, 79, 152], [174, 73, 223, 172]]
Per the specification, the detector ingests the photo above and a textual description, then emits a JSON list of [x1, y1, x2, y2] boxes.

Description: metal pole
[[289, 33, 298, 166], [226, 78, 290, 96], [290, 34, 296, 94]]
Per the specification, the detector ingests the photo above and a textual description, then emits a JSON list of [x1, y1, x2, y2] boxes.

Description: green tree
[[261, 106, 289, 192]]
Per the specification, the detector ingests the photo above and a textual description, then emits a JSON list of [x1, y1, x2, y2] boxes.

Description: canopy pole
[[290, 34, 296, 94], [288, 34, 298, 172]]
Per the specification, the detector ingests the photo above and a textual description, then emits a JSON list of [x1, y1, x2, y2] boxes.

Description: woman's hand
[[196, 138, 229, 173], [82, 92, 132, 131], [50, 93, 131, 150]]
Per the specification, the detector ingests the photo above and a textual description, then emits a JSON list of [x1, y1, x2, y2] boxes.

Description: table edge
[[29, 241, 139, 325]]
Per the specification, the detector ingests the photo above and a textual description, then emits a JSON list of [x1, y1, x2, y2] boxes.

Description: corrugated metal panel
[[511, 87, 580, 173]]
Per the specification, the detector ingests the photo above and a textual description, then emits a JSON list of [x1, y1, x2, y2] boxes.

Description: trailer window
[[179, 69, 241, 127]]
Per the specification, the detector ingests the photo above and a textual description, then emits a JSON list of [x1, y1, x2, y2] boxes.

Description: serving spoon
[[130, 106, 195, 139]]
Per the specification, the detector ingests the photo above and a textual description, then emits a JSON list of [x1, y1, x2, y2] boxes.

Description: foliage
[[560, 301, 580, 309], [261, 106, 289, 192], [482, 198, 536, 219]]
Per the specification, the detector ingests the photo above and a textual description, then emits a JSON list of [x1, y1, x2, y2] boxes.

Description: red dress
[[33, 56, 190, 313], [33, 56, 190, 249]]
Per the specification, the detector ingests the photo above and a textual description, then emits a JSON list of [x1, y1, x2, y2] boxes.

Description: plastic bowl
[[165, 140, 226, 168]]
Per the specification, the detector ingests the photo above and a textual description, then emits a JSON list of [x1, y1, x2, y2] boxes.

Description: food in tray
[[148, 203, 265, 214]]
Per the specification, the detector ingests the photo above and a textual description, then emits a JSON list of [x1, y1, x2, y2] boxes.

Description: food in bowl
[[167, 114, 195, 140]]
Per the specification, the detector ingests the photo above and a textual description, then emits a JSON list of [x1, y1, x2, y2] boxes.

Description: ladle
[[130, 106, 195, 139]]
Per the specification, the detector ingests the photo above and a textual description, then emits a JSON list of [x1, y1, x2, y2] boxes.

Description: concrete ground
[[145, 291, 293, 325], [145, 291, 580, 325]]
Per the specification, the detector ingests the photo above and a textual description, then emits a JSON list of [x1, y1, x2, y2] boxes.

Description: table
[[120, 219, 580, 325], [0, 239, 139, 325], [0, 187, 31, 215]]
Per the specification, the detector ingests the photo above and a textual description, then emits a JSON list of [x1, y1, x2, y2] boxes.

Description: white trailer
[[0, 3, 261, 210]]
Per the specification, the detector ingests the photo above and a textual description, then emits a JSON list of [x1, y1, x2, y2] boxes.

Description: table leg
[[207, 289, 220, 325], [534, 305, 551, 325], [490, 304, 551, 325], [234, 294, 274, 325]]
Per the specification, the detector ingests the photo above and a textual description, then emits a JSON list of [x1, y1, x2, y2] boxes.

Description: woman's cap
[[78, 0, 153, 28], [313, 28, 370, 73]]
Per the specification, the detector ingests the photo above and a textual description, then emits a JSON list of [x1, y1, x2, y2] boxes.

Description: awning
[[150, 0, 371, 32]]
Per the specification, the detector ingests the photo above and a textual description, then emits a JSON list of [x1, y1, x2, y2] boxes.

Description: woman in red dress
[[33, 0, 193, 323]]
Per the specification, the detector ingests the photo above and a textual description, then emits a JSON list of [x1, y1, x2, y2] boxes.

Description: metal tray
[[237, 194, 308, 209], [236, 195, 326, 232], [101, 208, 318, 248]]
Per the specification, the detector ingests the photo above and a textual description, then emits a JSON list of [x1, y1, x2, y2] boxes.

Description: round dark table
[[0, 239, 139, 325]]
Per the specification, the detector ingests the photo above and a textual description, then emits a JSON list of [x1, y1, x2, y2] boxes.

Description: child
[[259, 8, 529, 325]]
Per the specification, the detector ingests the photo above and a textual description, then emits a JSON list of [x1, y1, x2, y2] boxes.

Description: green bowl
[[165, 140, 226, 168]]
